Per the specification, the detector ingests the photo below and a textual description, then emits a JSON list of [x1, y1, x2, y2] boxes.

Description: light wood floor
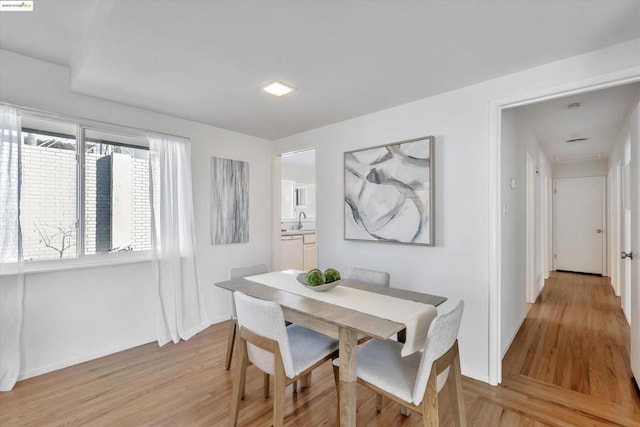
[[1, 272, 638, 426]]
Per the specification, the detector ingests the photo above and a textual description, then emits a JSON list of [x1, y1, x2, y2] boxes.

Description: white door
[[554, 177, 605, 274], [622, 166, 632, 321], [628, 108, 639, 388]]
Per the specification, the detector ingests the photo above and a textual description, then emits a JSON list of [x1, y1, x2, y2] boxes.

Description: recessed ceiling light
[[263, 81, 295, 97]]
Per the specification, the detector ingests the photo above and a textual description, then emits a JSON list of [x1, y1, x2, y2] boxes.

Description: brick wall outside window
[[18, 145, 150, 261]]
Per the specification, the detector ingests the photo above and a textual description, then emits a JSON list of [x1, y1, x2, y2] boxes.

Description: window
[[19, 116, 151, 262], [280, 179, 316, 221], [83, 129, 151, 255], [21, 118, 78, 261]]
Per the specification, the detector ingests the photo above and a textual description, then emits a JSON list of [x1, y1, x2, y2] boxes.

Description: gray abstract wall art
[[344, 136, 434, 245], [211, 157, 249, 245]]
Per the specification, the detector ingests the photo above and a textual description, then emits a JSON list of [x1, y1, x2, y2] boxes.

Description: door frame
[[488, 67, 640, 385], [526, 157, 549, 303], [552, 176, 607, 274], [525, 155, 545, 303]]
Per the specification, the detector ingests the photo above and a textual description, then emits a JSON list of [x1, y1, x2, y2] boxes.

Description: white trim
[[0, 251, 151, 276], [3, 102, 188, 142], [525, 154, 536, 303], [536, 169, 553, 282], [501, 310, 528, 359], [488, 66, 640, 386], [613, 162, 623, 295], [488, 98, 502, 386], [17, 334, 156, 381], [272, 154, 283, 270], [76, 123, 85, 258]]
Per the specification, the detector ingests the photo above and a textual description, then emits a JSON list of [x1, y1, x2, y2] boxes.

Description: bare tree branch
[[34, 223, 76, 258]]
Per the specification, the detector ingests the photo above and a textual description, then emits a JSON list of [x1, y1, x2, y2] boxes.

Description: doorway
[[490, 76, 640, 385], [277, 149, 317, 271]]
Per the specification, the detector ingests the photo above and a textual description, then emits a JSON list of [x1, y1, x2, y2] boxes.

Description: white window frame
[[0, 105, 184, 275]]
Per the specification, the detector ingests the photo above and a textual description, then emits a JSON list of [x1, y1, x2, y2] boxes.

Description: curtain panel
[[0, 105, 24, 391], [149, 135, 209, 346]]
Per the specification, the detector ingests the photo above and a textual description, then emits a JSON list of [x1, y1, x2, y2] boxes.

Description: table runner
[[244, 272, 437, 356]]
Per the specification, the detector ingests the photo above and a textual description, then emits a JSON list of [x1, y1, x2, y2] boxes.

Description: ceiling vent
[[565, 137, 588, 143]]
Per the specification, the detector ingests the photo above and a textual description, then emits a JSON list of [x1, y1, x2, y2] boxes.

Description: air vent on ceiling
[[565, 137, 588, 143]]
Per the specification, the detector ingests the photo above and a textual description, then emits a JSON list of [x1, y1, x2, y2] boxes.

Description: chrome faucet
[[297, 211, 306, 230]]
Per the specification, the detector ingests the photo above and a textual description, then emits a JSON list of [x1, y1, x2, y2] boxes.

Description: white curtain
[[149, 135, 209, 346], [0, 105, 24, 391]]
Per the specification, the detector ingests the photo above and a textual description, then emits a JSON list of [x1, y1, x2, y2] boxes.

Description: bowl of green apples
[[297, 268, 342, 292]]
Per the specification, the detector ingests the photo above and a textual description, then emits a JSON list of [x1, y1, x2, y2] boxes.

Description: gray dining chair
[[348, 267, 392, 344], [229, 291, 340, 427], [333, 300, 466, 427], [225, 264, 269, 370], [347, 267, 390, 287]]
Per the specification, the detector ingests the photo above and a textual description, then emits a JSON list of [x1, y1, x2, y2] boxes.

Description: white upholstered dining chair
[[225, 264, 269, 370], [333, 300, 466, 426], [348, 267, 393, 345], [229, 292, 340, 427], [347, 267, 390, 287]]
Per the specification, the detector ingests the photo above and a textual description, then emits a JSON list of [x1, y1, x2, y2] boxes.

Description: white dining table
[[215, 270, 446, 426]]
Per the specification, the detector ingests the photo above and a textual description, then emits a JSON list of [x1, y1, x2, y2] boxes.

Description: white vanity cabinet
[[280, 235, 303, 270], [303, 233, 316, 270], [280, 232, 316, 271]]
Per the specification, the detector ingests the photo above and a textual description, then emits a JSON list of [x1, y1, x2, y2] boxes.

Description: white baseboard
[[208, 314, 231, 325], [17, 335, 156, 381], [501, 311, 528, 359], [17, 315, 256, 382]]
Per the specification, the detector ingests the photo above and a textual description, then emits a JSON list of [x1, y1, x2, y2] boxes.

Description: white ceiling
[[1, 0, 639, 140], [515, 83, 640, 163]]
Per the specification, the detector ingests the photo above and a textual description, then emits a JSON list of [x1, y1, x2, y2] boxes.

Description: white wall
[[499, 109, 551, 357], [274, 39, 640, 382], [516, 115, 551, 304], [499, 109, 526, 356], [281, 164, 315, 183], [552, 159, 609, 179], [0, 49, 273, 379]]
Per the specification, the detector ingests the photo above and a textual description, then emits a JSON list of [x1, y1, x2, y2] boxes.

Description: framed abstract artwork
[[344, 136, 434, 246], [210, 157, 249, 245]]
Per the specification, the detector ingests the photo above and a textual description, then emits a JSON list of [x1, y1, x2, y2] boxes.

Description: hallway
[[500, 271, 640, 425]]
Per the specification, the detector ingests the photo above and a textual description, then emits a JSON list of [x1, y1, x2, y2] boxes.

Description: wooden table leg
[[339, 327, 357, 426]]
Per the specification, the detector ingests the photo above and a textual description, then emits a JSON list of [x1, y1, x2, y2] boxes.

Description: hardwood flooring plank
[[1, 272, 638, 426]]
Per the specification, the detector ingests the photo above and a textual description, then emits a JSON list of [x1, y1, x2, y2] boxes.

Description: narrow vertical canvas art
[[211, 157, 249, 245], [344, 136, 434, 245]]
